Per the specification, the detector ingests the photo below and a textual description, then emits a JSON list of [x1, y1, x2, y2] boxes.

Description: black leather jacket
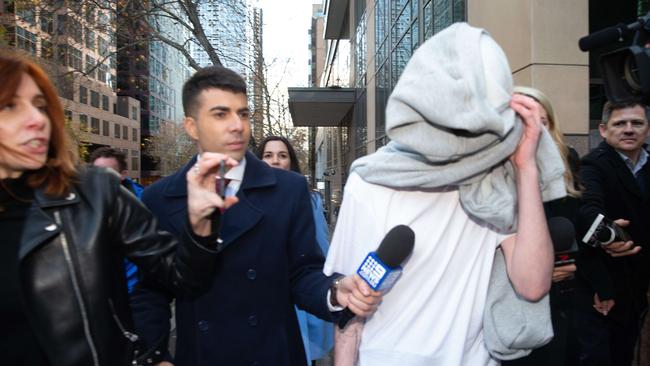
[[18, 168, 218, 366]]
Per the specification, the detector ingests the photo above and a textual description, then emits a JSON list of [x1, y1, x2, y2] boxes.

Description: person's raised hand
[[509, 93, 544, 171], [187, 152, 240, 236]]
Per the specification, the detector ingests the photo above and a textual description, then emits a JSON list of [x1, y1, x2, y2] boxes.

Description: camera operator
[[575, 100, 650, 366]]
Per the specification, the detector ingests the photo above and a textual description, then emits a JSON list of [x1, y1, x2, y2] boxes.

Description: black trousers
[[573, 293, 642, 366]]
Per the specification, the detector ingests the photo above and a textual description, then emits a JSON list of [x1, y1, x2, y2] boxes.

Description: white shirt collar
[[225, 157, 246, 195]]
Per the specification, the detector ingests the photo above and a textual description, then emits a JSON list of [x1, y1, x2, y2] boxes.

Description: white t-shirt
[[324, 172, 510, 366]]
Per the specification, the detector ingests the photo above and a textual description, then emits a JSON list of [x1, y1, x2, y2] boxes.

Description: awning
[[324, 0, 349, 39], [288, 87, 355, 127]]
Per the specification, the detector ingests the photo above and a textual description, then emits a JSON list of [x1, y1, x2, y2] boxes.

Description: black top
[[0, 177, 50, 365]]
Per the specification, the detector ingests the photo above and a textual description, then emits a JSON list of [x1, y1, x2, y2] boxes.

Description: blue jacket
[[123, 176, 143, 293], [131, 152, 337, 366], [296, 192, 334, 362]]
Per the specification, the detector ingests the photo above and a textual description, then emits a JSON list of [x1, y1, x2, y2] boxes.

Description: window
[[98, 36, 108, 57], [69, 17, 82, 43], [79, 86, 88, 104], [69, 48, 82, 71], [97, 64, 108, 84], [56, 14, 66, 35], [79, 114, 88, 131], [114, 123, 121, 138], [131, 106, 138, 120], [15, 27, 36, 55], [64, 110, 72, 122], [132, 128, 138, 142], [91, 90, 100, 108], [123, 126, 129, 140], [85, 55, 96, 79], [41, 40, 53, 60], [17, 7, 35, 25], [91, 117, 100, 134], [85, 4, 95, 23], [40, 10, 53, 34], [102, 95, 109, 111], [131, 157, 139, 171], [85, 29, 95, 50], [102, 120, 110, 136]]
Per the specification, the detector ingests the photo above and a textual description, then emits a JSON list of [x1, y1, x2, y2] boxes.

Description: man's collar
[[616, 148, 649, 174], [226, 157, 246, 182]]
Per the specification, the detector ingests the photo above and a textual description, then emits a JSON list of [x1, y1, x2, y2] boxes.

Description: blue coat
[[131, 152, 337, 366]]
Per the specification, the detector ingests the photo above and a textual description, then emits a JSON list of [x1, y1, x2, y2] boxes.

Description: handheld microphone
[[337, 225, 415, 329], [581, 213, 632, 247], [548, 217, 578, 266]]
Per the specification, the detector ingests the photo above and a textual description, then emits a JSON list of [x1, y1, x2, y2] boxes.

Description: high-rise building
[[291, 0, 591, 224], [1, 1, 142, 179], [191, 0, 249, 74], [116, 1, 192, 181]]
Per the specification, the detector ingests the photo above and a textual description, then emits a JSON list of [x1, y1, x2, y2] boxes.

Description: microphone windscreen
[[578, 24, 629, 51], [375, 225, 415, 268], [548, 216, 576, 252]]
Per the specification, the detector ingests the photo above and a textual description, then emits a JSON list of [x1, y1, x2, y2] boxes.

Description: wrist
[[190, 216, 211, 236], [330, 276, 343, 307]]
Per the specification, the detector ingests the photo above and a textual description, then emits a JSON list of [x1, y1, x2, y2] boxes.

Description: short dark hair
[[90, 147, 128, 172], [182, 66, 247, 118], [256, 136, 301, 174], [602, 100, 649, 124]]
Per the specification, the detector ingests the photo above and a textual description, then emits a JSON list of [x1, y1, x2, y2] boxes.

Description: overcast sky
[[259, 0, 317, 95]]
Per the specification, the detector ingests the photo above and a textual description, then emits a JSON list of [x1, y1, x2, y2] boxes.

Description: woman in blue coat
[[257, 136, 334, 365]]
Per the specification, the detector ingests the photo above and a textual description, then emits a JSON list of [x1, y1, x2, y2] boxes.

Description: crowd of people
[[2, 21, 650, 366]]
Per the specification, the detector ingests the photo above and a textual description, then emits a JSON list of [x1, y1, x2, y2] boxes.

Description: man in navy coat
[[131, 66, 382, 366], [575, 101, 650, 365]]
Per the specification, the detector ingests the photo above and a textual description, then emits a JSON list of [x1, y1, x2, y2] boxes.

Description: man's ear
[[598, 123, 607, 139], [184, 116, 199, 140]]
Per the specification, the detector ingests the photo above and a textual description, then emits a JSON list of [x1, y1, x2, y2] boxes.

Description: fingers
[[551, 264, 576, 282], [338, 275, 383, 317], [604, 240, 640, 257], [613, 218, 630, 227], [510, 94, 542, 123], [593, 293, 615, 316], [593, 299, 615, 316]]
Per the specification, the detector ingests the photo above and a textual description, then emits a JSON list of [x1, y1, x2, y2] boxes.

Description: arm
[[334, 317, 364, 366], [576, 161, 617, 300], [500, 94, 554, 301]]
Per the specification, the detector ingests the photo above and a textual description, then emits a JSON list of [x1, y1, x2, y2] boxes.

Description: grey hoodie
[[350, 22, 566, 233]]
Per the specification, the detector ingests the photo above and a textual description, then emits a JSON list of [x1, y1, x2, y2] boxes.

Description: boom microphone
[[579, 22, 637, 52], [338, 225, 415, 329]]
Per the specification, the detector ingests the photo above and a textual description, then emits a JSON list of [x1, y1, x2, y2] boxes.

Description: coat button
[[248, 315, 258, 327], [45, 224, 57, 232], [247, 269, 257, 280], [197, 320, 209, 331]]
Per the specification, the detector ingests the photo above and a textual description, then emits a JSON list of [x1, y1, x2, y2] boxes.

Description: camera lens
[[624, 53, 642, 91]]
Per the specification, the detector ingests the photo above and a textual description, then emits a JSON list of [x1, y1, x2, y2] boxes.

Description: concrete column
[[468, 0, 589, 150], [366, 0, 376, 154]]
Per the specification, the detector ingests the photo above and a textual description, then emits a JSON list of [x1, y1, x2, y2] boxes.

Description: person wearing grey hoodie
[[323, 23, 566, 366]]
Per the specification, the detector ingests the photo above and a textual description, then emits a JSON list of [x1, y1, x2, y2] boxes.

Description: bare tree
[[145, 119, 195, 175]]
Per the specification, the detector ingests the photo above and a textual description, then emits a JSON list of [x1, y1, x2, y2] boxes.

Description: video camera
[[579, 12, 650, 104]]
